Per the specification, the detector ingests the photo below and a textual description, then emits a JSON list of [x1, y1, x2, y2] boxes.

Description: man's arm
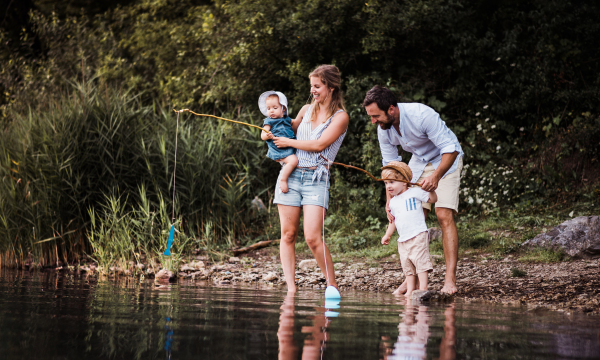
[[419, 151, 458, 192]]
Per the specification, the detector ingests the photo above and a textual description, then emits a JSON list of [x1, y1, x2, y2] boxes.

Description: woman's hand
[[273, 136, 292, 148]]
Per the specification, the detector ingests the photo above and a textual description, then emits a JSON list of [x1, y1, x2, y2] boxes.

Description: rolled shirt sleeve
[[420, 105, 459, 155], [378, 127, 403, 166]]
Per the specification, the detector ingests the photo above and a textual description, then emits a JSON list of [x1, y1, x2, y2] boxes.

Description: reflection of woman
[[277, 294, 332, 360], [272, 65, 349, 294]]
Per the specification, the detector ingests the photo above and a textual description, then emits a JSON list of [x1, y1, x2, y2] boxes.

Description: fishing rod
[[174, 109, 420, 186], [173, 109, 269, 132], [319, 155, 421, 187]]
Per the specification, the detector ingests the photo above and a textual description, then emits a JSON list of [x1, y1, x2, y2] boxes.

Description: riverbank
[[53, 245, 598, 316]]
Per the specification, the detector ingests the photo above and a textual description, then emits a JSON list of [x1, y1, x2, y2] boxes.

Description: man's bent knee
[[435, 208, 455, 227]]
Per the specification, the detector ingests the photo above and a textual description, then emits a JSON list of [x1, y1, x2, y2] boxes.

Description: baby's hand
[[381, 235, 390, 245], [265, 131, 274, 140]]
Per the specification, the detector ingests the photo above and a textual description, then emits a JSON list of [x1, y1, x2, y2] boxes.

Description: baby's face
[[266, 97, 285, 118], [384, 179, 408, 197]]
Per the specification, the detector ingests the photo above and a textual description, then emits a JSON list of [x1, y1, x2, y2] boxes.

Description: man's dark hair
[[362, 85, 398, 111]]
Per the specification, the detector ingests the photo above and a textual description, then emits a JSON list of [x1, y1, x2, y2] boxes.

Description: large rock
[[155, 269, 176, 284], [523, 216, 600, 258], [411, 290, 454, 303], [298, 259, 318, 271]]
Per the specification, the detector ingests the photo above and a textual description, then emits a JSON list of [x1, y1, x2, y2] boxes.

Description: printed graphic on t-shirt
[[406, 198, 418, 211]]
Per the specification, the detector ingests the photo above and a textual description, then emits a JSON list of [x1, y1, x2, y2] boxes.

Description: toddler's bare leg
[[417, 271, 429, 291], [278, 154, 298, 194], [404, 275, 417, 298]]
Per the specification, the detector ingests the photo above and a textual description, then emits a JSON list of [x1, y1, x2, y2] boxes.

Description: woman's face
[[310, 76, 332, 104]]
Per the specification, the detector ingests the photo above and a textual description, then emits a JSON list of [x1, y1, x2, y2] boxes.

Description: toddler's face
[[266, 97, 285, 118], [384, 179, 407, 197]]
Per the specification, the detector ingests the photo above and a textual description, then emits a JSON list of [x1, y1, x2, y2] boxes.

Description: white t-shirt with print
[[389, 187, 431, 242]]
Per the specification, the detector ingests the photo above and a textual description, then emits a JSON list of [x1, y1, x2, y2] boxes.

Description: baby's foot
[[279, 179, 289, 193]]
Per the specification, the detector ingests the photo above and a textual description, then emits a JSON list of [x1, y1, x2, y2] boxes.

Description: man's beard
[[378, 112, 395, 130]]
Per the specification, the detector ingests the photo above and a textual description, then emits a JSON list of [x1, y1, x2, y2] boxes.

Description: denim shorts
[[273, 168, 330, 209]]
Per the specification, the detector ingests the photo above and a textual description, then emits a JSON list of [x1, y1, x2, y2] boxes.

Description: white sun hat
[[258, 91, 290, 117]]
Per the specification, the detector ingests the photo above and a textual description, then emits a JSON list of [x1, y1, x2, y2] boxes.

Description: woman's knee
[[304, 235, 322, 250], [281, 229, 298, 244]]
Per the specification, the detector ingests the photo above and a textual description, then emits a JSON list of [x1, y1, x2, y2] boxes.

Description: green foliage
[[519, 247, 566, 263], [510, 268, 527, 278]]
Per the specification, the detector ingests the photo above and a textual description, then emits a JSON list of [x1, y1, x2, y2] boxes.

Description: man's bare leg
[[436, 207, 458, 294], [395, 208, 430, 294]]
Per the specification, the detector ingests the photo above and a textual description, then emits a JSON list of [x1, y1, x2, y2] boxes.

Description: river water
[[0, 270, 599, 359]]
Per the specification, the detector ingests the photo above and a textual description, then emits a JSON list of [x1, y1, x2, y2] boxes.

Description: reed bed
[[0, 83, 273, 268]]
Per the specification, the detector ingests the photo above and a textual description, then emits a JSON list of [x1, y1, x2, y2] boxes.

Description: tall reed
[[0, 82, 272, 267]]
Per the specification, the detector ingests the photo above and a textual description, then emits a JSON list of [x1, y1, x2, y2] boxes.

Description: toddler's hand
[[381, 235, 390, 245]]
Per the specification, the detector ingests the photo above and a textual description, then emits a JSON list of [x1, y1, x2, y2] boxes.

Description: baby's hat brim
[[258, 91, 290, 116]]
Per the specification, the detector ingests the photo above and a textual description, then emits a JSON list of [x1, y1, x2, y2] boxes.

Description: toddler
[[259, 91, 298, 193], [380, 161, 438, 298]]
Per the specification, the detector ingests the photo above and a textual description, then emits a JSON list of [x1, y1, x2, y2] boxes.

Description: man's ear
[[387, 105, 395, 116]]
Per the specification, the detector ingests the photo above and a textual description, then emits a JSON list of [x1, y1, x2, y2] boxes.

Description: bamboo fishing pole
[[319, 155, 421, 187], [173, 109, 270, 132], [174, 109, 420, 187]]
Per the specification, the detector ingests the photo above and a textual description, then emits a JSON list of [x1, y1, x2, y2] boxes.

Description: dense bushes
[[1, 0, 599, 265]]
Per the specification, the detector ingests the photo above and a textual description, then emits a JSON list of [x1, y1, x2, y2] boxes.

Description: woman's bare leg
[[279, 204, 302, 293], [302, 205, 337, 289]]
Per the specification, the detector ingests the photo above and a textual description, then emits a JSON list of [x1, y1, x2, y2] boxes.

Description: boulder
[[411, 290, 454, 303], [263, 272, 279, 282], [190, 260, 205, 270], [522, 216, 600, 258], [155, 269, 176, 284], [298, 259, 318, 271]]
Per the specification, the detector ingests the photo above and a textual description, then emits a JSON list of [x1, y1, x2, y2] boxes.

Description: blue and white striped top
[[296, 105, 347, 183]]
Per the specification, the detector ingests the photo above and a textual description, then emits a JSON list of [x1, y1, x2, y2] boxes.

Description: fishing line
[[172, 111, 180, 223]]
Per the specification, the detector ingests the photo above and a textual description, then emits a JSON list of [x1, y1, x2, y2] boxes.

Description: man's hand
[[386, 204, 394, 223], [419, 173, 441, 192], [381, 234, 390, 245]]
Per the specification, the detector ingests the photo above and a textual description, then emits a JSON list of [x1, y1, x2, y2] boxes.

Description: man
[[363, 85, 464, 294]]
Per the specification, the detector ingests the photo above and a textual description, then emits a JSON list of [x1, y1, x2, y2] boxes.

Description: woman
[[272, 64, 349, 294]]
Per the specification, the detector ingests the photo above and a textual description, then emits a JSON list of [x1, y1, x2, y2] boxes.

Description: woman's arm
[[261, 125, 273, 140], [273, 111, 349, 152], [291, 105, 310, 133]]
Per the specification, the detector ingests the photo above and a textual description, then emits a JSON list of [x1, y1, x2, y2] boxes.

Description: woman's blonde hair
[[308, 65, 346, 122]]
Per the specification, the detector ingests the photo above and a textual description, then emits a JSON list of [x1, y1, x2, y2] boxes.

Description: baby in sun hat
[[380, 161, 438, 298], [259, 91, 298, 193]]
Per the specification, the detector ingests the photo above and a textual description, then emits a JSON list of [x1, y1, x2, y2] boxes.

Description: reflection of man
[[364, 86, 464, 294]]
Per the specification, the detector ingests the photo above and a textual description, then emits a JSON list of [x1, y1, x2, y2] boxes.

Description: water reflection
[[1, 270, 600, 360], [278, 294, 338, 360], [382, 299, 456, 360]]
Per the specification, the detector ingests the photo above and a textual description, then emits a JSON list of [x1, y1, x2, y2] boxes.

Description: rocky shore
[[135, 248, 598, 315]]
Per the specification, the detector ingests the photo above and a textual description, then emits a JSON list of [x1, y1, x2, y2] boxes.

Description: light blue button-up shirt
[[378, 103, 464, 182]]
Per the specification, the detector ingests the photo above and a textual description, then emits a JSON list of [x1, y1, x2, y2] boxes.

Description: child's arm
[[426, 189, 438, 204], [381, 221, 396, 245], [261, 125, 274, 140]]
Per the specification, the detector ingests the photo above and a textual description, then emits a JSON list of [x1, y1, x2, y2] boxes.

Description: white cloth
[[389, 187, 431, 242], [378, 103, 463, 182]]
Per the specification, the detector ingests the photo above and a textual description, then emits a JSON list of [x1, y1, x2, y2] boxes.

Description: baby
[[380, 161, 437, 298], [259, 91, 298, 193]]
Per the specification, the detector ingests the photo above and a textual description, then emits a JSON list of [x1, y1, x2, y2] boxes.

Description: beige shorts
[[397, 231, 433, 276], [418, 157, 463, 213]]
